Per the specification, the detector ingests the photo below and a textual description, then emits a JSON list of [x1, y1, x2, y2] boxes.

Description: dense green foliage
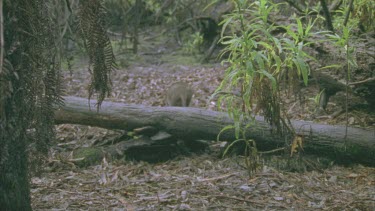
[[214, 0, 373, 166], [215, 0, 315, 137]]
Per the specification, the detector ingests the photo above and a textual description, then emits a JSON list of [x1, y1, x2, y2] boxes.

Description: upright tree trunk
[[1, 0, 51, 210], [0, 0, 31, 209], [0, 131, 31, 210]]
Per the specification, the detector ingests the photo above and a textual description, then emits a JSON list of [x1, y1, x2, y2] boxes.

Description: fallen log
[[55, 96, 375, 166]]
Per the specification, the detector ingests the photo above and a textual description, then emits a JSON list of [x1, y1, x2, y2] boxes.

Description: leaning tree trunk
[[55, 96, 375, 166]]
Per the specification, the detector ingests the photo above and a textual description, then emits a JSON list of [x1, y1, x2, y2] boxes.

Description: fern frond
[[77, 0, 116, 110]]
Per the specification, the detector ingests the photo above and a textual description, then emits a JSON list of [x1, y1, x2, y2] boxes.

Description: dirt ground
[[31, 28, 375, 210]]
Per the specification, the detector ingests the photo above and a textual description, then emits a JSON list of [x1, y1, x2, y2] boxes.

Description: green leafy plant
[[310, 89, 326, 107], [214, 0, 323, 172], [216, 0, 317, 134], [222, 138, 259, 176], [333, 0, 375, 32], [183, 32, 204, 56], [326, 23, 358, 140]]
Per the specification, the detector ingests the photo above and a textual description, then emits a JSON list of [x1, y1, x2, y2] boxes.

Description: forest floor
[[31, 27, 374, 210]]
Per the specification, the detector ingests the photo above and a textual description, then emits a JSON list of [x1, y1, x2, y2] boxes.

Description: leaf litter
[[32, 34, 374, 210], [31, 62, 374, 210]]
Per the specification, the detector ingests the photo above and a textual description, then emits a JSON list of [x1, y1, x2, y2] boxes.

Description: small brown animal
[[165, 82, 193, 107]]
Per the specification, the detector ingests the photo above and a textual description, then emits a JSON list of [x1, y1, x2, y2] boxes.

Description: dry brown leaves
[[31, 54, 374, 210], [32, 146, 375, 210]]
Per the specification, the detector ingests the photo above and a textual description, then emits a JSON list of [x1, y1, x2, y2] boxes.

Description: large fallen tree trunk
[[55, 96, 375, 166]]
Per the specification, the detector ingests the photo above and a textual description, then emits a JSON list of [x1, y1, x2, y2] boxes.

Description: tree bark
[[55, 96, 375, 166]]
